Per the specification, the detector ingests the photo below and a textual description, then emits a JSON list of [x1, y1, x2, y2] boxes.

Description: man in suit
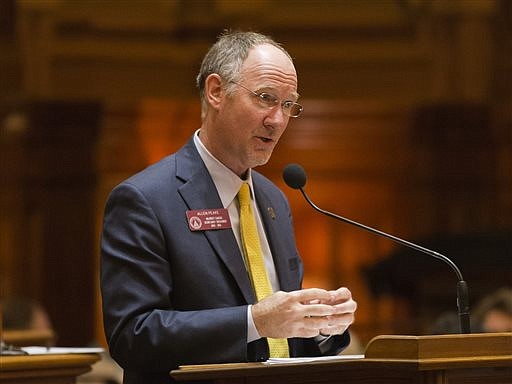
[[101, 31, 357, 384]]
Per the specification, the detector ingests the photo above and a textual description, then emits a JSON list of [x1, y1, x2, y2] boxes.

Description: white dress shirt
[[193, 130, 279, 343]]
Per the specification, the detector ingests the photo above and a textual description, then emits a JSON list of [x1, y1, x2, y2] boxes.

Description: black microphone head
[[283, 163, 307, 189]]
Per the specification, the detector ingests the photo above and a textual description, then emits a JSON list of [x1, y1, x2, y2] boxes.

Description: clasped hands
[[252, 287, 357, 339]]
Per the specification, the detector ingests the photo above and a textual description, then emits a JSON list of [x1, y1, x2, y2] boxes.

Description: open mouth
[[258, 136, 273, 143]]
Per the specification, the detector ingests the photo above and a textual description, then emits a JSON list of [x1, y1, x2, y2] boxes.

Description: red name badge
[[186, 209, 232, 231]]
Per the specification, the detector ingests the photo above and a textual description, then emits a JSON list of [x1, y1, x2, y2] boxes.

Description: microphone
[[283, 163, 471, 334]]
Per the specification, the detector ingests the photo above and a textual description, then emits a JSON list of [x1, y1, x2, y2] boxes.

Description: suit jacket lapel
[[175, 139, 255, 304]]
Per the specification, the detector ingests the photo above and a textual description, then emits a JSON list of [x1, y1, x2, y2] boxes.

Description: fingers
[[304, 287, 356, 317], [299, 287, 357, 337], [252, 287, 357, 339], [322, 287, 352, 305], [292, 288, 335, 304], [298, 312, 354, 338], [319, 324, 349, 337], [301, 303, 337, 318], [317, 289, 357, 336], [331, 295, 358, 314], [318, 311, 356, 335], [290, 288, 342, 317]]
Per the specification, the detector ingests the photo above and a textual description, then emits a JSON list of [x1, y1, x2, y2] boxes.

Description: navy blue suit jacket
[[101, 138, 349, 383]]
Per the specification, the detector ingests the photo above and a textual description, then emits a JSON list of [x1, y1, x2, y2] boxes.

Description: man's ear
[[204, 74, 223, 110]]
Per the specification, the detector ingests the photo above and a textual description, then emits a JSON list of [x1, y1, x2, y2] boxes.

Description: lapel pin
[[267, 207, 276, 220]]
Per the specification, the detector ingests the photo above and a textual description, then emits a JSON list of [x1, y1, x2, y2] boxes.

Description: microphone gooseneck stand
[[283, 163, 471, 334]]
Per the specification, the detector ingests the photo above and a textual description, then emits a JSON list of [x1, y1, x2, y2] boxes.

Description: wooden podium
[[2, 329, 56, 347], [171, 333, 512, 384], [0, 353, 100, 384]]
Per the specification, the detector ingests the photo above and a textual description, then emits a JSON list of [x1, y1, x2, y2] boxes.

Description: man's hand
[[317, 287, 357, 336], [251, 287, 357, 339]]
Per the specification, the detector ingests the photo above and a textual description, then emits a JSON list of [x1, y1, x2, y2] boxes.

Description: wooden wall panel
[[93, 97, 512, 344], [1, 101, 101, 346], [1, 0, 510, 349]]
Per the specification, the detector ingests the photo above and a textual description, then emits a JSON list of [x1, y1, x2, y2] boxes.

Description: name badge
[[186, 209, 232, 231]]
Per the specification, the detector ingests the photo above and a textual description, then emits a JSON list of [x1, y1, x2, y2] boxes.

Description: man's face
[[213, 44, 299, 177]]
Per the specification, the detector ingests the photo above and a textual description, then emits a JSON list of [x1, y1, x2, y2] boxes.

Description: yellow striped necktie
[[238, 182, 289, 358]]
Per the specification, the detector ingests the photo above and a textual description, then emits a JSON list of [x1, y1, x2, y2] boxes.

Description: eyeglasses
[[231, 81, 303, 118]]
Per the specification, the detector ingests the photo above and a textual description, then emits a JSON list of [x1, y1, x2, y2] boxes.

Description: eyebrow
[[256, 86, 300, 101]]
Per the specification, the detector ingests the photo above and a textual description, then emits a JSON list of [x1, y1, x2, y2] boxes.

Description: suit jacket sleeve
[[101, 180, 248, 372]]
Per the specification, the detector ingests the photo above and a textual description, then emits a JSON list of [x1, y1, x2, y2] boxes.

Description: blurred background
[[1, 0, 511, 353]]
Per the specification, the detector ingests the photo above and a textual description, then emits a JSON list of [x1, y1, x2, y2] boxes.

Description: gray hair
[[196, 30, 292, 119]]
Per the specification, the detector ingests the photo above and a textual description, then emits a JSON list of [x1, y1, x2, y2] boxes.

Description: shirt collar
[[193, 129, 254, 208]]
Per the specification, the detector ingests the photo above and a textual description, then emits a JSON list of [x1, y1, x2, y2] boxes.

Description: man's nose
[[266, 104, 289, 127]]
